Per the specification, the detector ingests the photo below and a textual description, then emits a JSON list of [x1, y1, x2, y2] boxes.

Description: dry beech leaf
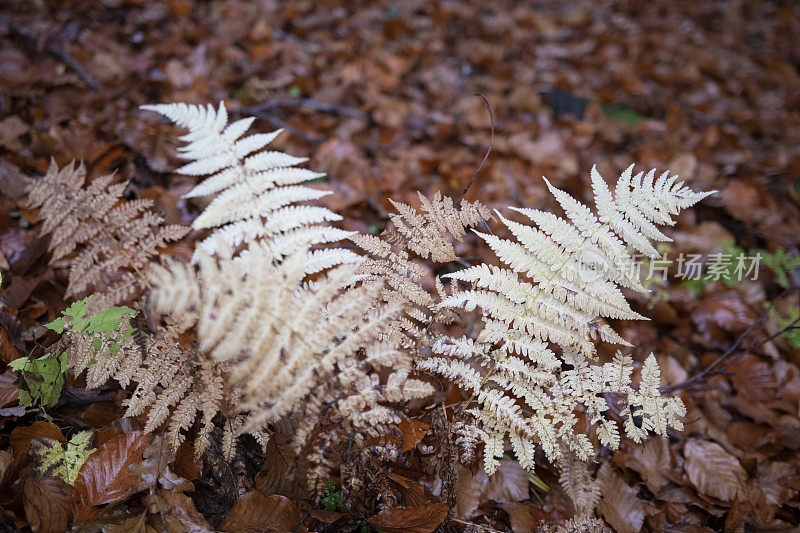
[[127, 434, 193, 493], [102, 512, 147, 533], [398, 416, 430, 452], [683, 438, 745, 502], [159, 490, 210, 530], [220, 492, 305, 533], [23, 476, 74, 533], [501, 502, 534, 533], [10, 421, 66, 457], [0, 369, 20, 408], [455, 464, 489, 519], [597, 462, 644, 533], [367, 503, 449, 533], [73, 431, 150, 523], [485, 460, 529, 504], [618, 437, 672, 494]]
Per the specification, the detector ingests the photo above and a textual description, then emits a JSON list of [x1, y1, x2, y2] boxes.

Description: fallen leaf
[[454, 464, 488, 519], [398, 416, 430, 452], [618, 437, 672, 494], [10, 421, 66, 457], [485, 460, 529, 504], [597, 462, 644, 533], [73, 431, 150, 522], [220, 492, 305, 533], [30, 430, 95, 485], [367, 503, 449, 533], [159, 490, 210, 530], [127, 434, 193, 493], [0, 369, 19, 408], [23, 476, 73, 533], [684, 439, 745, 501]]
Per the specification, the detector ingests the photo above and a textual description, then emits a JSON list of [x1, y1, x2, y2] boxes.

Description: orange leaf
[[220, 492, 305, 533], [10, 421, 65, 457], [72, 431, 150, 523], [367, 503, 448, 533], [398, 417, 430, 452], [23, 476, 73, 533]]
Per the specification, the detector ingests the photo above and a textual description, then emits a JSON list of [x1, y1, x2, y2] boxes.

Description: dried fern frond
[[141, 101, 360, 273], [420, 165, 711, 488], [25, 160, 188, 309], [148, 242, 433, 471], [387, 191, 492, 262], [351, 191, 492, 351]]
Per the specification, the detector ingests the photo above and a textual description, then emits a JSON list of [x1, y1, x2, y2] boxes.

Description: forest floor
[[1, 1, 799, 531]]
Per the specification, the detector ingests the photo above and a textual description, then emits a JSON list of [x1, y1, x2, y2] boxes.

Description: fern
[[25, 160, 188, 310], [351, 191, 492, 351], [418, 165, 713, 506], [141, 101, 360, 273], [148, 242, 433, 477]]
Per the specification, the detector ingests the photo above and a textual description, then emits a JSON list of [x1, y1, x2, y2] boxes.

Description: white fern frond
[[141, 101, 359, 272]]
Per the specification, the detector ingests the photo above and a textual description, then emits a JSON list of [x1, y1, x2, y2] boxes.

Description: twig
[[237, 109, 324, 145], [661, 287, 799, 393], [240, 97, 370, 122], [0, 14, 101, 91], [460, 93, 494, 199]]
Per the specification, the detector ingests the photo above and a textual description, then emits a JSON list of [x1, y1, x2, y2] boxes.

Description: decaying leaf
[[220, 492, 305, 533], [367, 503, 449, 533], [10, 421, 66, 457], [398, 416, 430, 452], [596, 462, 644, 533], [23, 476, 73, 533], [30, 430, 95, 485], [73, 431, 150, 522], [617, 437, 673, 494], [126, 433, 193, 493], [684, 438, 746, 501]]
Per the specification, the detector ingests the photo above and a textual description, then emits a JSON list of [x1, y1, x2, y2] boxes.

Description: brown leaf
[[398, 417, 430, 452], [367, 503, 448, 533], [618, 437, 673, 494], [73, 431, 150, 523], [23, 476, 73, 533], [159, 490, 209, 530], [10, 421, 66, 457], [82, 401, 122, 427], [0, 327, 22, 363], [683, 439, 745, 502], [484, 460, 528, 504], [220, 492, 305, 533], [597, 462, 644, 533], [0, 369, 19, 408]]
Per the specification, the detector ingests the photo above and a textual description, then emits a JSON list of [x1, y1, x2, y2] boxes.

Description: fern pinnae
[[423, 164, 712, 500], [141, 101, 360, 273]]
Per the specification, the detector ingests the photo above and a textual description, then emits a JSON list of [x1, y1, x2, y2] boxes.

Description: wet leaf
[[73, 431, 150, 522], [367, 503, 448, 533], [684, 439, 745, 501], [10, 421, 66, 457], [23, 476, 73, 533]]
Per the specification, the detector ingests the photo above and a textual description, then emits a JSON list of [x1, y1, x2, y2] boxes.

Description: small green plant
[[10, 351, 68, 408], [761, 249, 800, 289], [10, 297, 137, 408], [321, 481, 344, 512]]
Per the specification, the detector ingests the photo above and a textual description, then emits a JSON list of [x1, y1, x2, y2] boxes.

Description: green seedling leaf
[[10, 353, 68, 407]]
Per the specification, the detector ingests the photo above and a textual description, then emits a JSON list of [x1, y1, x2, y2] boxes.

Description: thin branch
[[460, 93, 494, 199], [0, 14, 101, 91], [661, 287, 799, 393], [240, 97, 370, 122]]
